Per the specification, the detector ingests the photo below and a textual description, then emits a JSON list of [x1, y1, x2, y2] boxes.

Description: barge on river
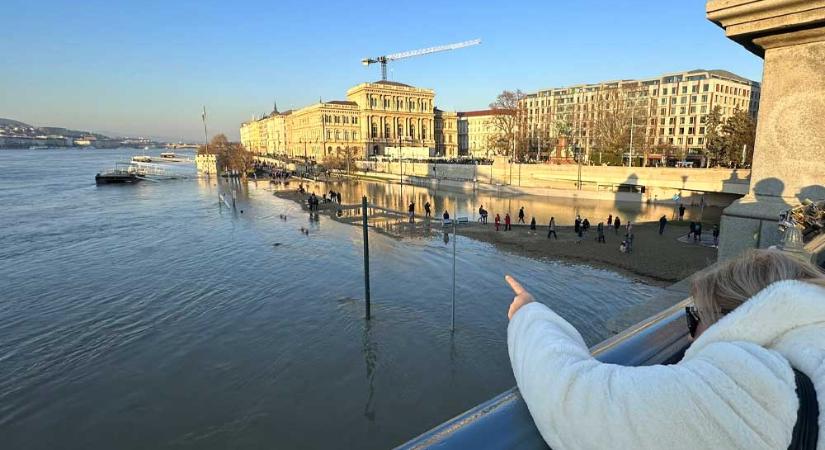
[[95, 162, 142, 184]]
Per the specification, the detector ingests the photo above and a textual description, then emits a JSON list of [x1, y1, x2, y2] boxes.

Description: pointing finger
[[505, 275, 526, 296]]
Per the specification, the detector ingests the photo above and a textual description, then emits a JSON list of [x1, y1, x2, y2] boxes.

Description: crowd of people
[[471, 204, 721, 255]]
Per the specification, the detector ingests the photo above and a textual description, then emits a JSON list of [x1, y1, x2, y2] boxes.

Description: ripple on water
[[0, 149, 664, 450]]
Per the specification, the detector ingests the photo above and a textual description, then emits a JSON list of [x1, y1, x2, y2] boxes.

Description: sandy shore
[[273, 188, 717, 286], [455, 222, 716, 285]]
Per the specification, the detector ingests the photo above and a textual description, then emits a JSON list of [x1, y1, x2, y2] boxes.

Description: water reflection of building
[[241, 80, 455, 162]]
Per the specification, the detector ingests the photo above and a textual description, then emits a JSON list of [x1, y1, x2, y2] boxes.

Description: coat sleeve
[[508, 302, 798, 450]]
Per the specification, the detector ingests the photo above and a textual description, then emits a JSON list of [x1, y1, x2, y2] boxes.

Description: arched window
[[384, 122, 391, 137], [371, 122, 378, 138], [335, 130, 340, 140], [421, 125, 427, 139], [409, 124, 415, 138]]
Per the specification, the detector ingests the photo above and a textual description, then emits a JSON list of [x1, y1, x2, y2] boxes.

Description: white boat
[[160, 152, 176, 159], [29, 145, 49, 150], [131, 155, 152, 163]]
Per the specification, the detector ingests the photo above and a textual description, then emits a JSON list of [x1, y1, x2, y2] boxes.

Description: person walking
[[695, 222, 703, 242], [597, 222, 606, 243], [408, 202, 415, 223], [712, 224, 720, 246], [424, 201, 431, 218], [495, 213, 501, 231], [659, 215, 668, 235], [625, 220, 633, 236], [504, 250, 825, 450], [613, 216, 621, 234], [688, 221, 697, 240], [518, 207, 526, 224], [479, 205, 487, 224], [442, 210, 450, 222], [607, 214, 613, 226], [530, 217, 536, 230], [576, 225, 584, 244], [574, 216, 581, 235], [678, 203, 686, 220], [582, 218, 590, 234], [505, 213, 512, 231], [547, 217, 557, 240]]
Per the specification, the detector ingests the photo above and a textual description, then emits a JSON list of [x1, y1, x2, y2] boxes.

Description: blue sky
[[0, 0, 763, 142]]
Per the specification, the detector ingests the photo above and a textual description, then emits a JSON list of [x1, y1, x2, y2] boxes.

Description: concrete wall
[[355, 161, 749, 206]]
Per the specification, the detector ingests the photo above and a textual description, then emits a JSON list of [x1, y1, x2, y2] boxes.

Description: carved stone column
[[708, 0, 825, 260]]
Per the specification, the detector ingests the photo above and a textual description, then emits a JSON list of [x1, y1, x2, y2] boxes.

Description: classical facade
[[457, 110, 511, 159], [240, 108, 288, 156], [285, 101, 361, 161], [522, 69, 761, 163], [346, 80, 435, 157], [241, 80, 443, 162], [434, 109, 458, 158]]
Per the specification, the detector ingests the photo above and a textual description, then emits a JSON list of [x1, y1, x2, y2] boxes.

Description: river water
[[1, 149, 664, 449]]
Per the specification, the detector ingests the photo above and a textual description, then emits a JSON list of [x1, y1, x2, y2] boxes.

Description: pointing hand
[[506, 275, 534, 320]]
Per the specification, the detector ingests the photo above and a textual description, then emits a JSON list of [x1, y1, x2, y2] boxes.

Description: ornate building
[[240, 80, 442, 162], [434, 109, 458, 158], [346, 80, 435, 157]]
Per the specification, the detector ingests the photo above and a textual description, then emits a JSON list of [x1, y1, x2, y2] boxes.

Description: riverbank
[[273, 188, 717, 286], [455, 222, 716, 285]]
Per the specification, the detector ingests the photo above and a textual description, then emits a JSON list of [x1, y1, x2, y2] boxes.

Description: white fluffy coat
[[508, 280, 825, 450]]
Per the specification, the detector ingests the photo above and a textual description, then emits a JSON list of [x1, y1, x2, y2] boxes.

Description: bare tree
[[488, 90, 526, 159], [589, 84, 649, 165], [721, 108, 756, 166], [199, 134, 253, 174]]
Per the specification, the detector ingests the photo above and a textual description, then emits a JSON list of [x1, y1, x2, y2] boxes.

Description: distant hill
[[0, 118, 174, 148], [0, 118, 33, 128], [0, 118, 110, 139]]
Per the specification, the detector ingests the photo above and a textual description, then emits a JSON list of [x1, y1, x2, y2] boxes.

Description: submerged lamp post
[[362, 196, 371, 320]]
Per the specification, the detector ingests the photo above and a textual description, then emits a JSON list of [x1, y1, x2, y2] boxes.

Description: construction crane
[[362, 39, 481, 81]]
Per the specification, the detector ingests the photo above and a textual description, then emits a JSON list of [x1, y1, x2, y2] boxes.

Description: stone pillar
[[707, 0, 825, 260]]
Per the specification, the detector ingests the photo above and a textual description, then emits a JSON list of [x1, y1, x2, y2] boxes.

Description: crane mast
[[361, 39, 481, 81]]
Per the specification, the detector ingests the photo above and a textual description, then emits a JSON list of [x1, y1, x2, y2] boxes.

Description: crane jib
[[361, 38, 481, 80]]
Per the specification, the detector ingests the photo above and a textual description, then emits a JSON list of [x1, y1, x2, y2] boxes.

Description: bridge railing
[[396, 297, 692, 450]]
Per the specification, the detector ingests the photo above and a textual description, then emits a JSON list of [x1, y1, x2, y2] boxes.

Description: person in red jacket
[[495, 213, 501, 231], [505, 213, 512, 231]]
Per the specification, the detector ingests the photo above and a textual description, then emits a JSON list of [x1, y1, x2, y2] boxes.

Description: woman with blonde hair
[[507, 249, 825, 450]]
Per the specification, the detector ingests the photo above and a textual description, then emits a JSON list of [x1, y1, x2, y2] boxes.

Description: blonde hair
[[691, 249, 825, 325]]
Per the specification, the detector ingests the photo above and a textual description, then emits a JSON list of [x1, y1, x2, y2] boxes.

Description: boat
[[95, 163, 142, 184], [131, 155, 152, 163], [160, 152, 176, 159], [29, 145, 49, 150]]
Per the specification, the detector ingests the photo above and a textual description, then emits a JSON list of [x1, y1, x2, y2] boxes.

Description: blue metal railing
[[397, 298, 692, 449]]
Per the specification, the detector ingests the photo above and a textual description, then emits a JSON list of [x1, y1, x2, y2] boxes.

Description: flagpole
[[201, 106, 209, 153]]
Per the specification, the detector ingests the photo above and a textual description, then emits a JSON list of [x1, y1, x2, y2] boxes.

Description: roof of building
[[325, 100, 358, 106], [458, 109, 514, 117], [373, 80, 413, 88], [531, 69, 758, 94], [691, 69, 756, 84]]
